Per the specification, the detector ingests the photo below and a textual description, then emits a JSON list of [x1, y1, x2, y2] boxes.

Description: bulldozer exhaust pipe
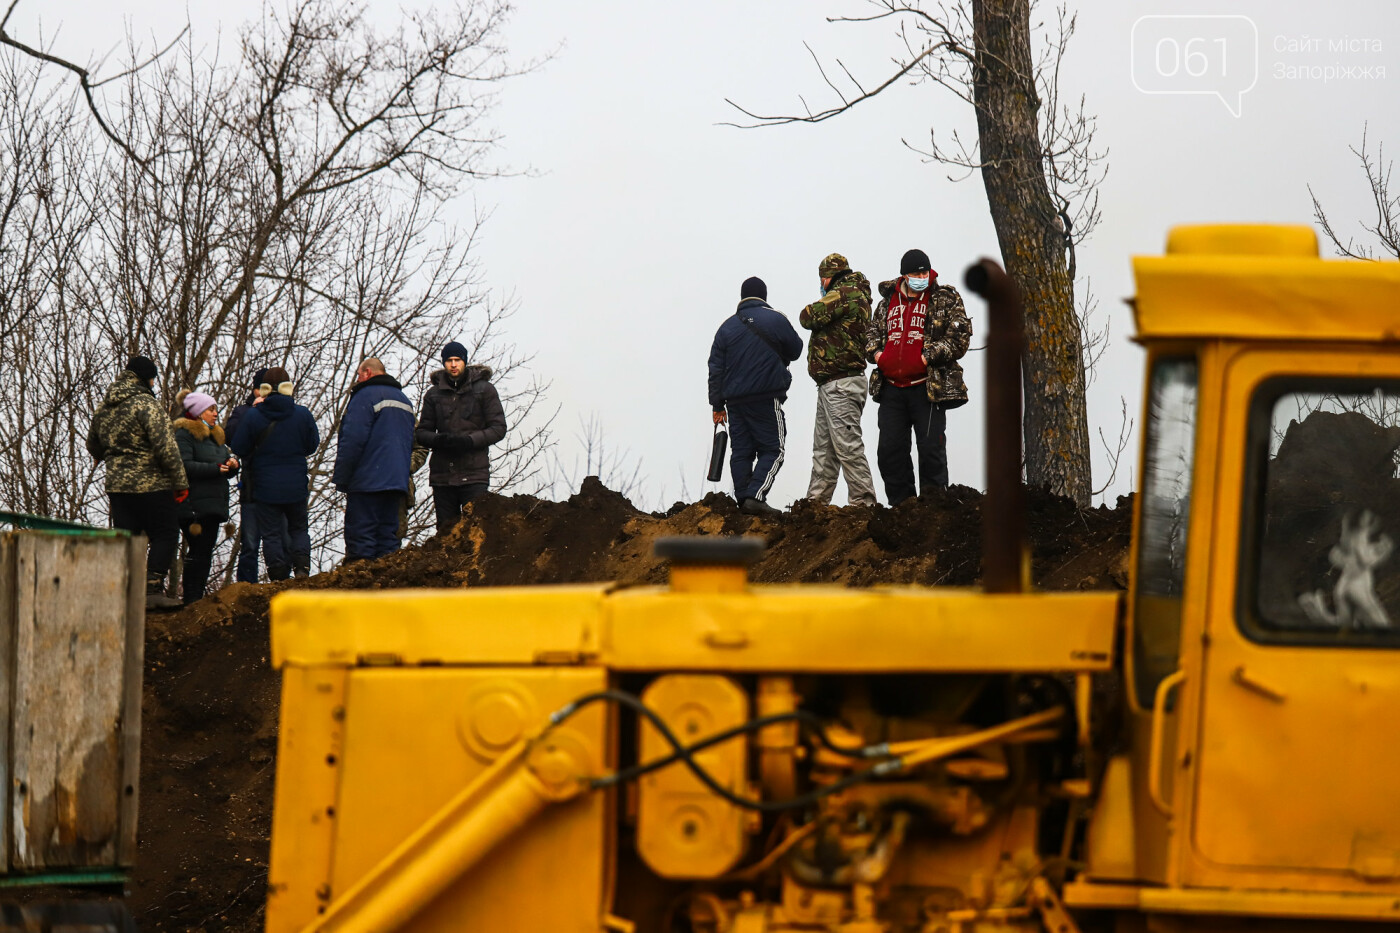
[[963, 259, 1027, 594]]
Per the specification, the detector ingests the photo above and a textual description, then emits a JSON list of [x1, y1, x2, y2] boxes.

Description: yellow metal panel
[[1133, 253, 1400, 342], [328, 667, 609, 932], [270, 586, 608, 668], [265, 665, 348, 933], [636, 675, 749, 878], [1137, 887, 1400, 921], [1186, 347, 1400, 893], [1083, 756, 1136, 882], [272, 586, 1118, 673], [1061, 880, 1141, 910], [605, 588, 1119, 673], [1165, 224, 1318, 257]]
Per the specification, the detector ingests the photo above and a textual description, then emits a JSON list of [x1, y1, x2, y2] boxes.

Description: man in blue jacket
[[333, 357, 415, 561], [226, 367, 290, 583], [707, 276, 804, 516], [230, 366, 321, 580]]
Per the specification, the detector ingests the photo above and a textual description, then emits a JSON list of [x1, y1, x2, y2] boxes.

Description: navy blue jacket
[[707, 298, 804, 411], [229, 393, 321, 505], [332, 374, 415, 494], [225, 392, 258, 444]]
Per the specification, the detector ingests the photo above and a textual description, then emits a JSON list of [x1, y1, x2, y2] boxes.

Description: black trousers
[[109, 491, 180, 580], [727, 396, 786, 502], [180, 516, 220, 604], [433, 483, 488, 535], [255, 500, 312, 580], [876, 384, 948, 506], [345, 491, 404, 561]]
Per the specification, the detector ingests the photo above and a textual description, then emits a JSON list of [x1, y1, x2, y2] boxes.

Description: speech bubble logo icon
[[1131, 15, 1259, 117]]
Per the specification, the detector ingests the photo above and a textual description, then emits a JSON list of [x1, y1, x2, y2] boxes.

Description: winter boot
[[740, 497, 782, 517], [145, 574, 182, 611]]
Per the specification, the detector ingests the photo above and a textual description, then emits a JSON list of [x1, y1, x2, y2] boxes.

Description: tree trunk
[[971, 0, 1091, 506]]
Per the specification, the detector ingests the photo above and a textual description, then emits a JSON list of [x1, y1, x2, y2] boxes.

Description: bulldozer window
[[1133, 357, 1199, 709], [1241, 380, 1400, 645]]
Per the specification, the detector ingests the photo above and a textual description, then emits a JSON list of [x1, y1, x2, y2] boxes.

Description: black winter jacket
[[414, 365, 507, 487], [173, 418, 239, 522], [707, 298, 804, 411]]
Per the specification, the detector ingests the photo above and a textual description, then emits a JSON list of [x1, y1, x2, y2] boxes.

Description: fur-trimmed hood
[[172, 417, 226, 446], [429, 364, 493, 389]]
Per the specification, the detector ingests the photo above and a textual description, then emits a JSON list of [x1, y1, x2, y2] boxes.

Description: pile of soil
[[132, 479, 1132, 932]]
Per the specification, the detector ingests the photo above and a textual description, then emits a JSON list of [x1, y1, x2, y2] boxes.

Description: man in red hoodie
[[866, 248, 972, 505]]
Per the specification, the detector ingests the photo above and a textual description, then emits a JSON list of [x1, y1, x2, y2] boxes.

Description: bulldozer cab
[[1112, 225, 1400, 903]]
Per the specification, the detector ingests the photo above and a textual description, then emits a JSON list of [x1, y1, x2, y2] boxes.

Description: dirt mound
[[131, 478, 1132, 932], [1258, 409, 1400, 629]]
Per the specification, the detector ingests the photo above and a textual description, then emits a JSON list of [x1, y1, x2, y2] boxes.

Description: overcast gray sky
[[34, 0, 1400, 508]]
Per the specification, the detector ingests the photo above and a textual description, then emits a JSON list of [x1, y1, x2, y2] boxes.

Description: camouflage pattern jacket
[[866, 278, 973, 409], [86, 370, 189, 494], [798, 270, 872, 386]]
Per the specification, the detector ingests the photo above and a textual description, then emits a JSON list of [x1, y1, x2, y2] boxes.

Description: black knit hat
[[740, 276, 767, 301], [900, 249, 932, 275], [126, 355, 157, 383]]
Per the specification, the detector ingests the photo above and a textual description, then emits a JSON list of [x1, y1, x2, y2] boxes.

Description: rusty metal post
[[963, 259, 1027, 593]]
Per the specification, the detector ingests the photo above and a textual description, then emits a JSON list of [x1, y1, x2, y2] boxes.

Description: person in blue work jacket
[[332, 357, 416, 562], [707, 276, 804, 516]]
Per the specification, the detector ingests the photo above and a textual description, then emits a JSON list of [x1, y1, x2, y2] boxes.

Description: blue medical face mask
[[819, 282, 829, 297], [907, 274, 930, 292]]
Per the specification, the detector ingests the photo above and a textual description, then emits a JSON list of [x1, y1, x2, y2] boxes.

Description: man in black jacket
[[707, 277, 804, 516], [414, 341, 508, 535]]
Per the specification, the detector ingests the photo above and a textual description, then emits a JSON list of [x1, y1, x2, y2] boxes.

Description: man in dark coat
[[333, 357, 415, 561], [87, 355, 189, 608], [866, 248, 972, 505], [226, 367, 288, 583], [707, 277, 804, 516], [230, 366, 321, 579], [414, 341, 507, 535]]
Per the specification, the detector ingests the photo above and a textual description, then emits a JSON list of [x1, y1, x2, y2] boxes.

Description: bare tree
[[1312, 125, 1400, 260], [728, 0, 1106, 505], [544, 413, 646, 504], [0, 1, 553, 575], [0, 57, 108, 520]]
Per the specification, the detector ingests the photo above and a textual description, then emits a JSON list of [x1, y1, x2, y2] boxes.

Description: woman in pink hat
[[172, 390, 240, 604]]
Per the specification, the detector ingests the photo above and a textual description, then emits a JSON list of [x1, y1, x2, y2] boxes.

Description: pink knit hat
[[183, 392, 217, 417]]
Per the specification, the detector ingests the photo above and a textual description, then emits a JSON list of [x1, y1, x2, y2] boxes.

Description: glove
[[442, 433, 474, 452], [174, 489, 189, 504]]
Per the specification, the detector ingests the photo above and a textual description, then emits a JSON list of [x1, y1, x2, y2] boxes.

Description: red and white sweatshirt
[[877, 287, 929, 388]]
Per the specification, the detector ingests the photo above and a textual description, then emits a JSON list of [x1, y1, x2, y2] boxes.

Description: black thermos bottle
[[707, 423, 728, 482]]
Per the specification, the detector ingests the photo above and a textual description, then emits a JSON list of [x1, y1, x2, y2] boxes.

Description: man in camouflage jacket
[[797, 252, 877, 506], [866, 248, 972, 504], [86, 355, 189, 607]]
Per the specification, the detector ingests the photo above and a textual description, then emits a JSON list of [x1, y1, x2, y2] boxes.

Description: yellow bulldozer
[[262, 225, 1400, 933]]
